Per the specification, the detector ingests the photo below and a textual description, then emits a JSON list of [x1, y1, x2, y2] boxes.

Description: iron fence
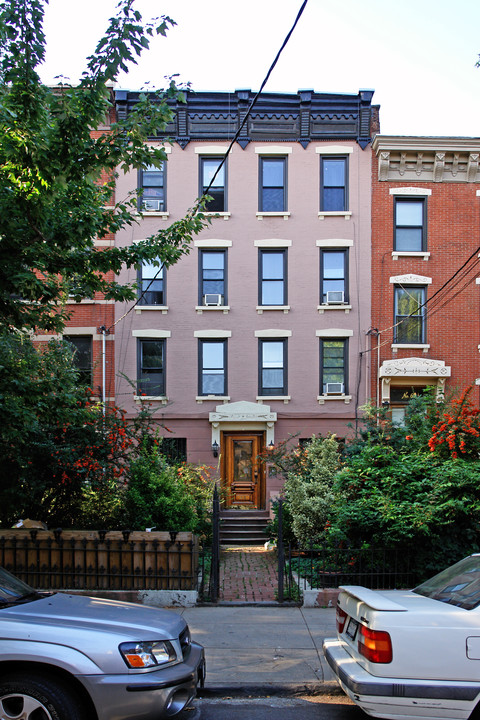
[[284, 543, 419, 597], [0, 530, 199, 591], [197, 486, 220, 602], [275, 498, 421, 602]]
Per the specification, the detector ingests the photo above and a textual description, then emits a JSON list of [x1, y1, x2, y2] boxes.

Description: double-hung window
[[259, 339, 287, 396], [321, 339, 348, 395], [199, 250, 227, 305], [138, 260, 165, 306], [394, 286, 426, 344], [199, 339, 227, 396], [64, 336, 92, 388], [139, 163, 165, 212], [394, 198, 426, 251], [259, 249, 287, 306], [200, 157, 226, 212], [137, 339, 165, 396], [320, 156, 348, 211], [259, 157, 287, 212], [320, 249, 348, 304]]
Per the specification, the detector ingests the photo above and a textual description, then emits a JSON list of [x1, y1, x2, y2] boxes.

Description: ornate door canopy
[[379, 357, 451, 403], [209, 400, 277, 447]]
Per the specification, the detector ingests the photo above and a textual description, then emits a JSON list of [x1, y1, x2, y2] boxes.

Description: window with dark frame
[[199, 250, 227, 305], [199, 339, 227, 396], [200, 157, 226, 212], [394, 286, 426, 344], [64, 336, 93, 388], [394, 197, 426, 251], [137, 338, 165, 396], [139, 163, 165, 212], [259, 339, 287, 396], [138, 260, 164, 306], [320, 156, 348, 211], [259, 249, 287, 306], [158, 437, 187, 463], [259, 157, 287, 212], [320, 339, 348, 395], [320, 249, 348, 304]]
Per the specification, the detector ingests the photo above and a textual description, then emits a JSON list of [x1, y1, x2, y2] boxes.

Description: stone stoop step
[[219, 510, 270, 546]]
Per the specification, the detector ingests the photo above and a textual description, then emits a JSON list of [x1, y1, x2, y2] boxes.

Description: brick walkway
[[219, 546, 278, 602]]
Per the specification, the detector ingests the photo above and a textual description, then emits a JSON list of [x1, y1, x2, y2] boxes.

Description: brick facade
[[371, 136, 480, 417]]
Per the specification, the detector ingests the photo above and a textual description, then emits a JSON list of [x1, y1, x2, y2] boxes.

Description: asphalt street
[[177, 696, 365, 719]]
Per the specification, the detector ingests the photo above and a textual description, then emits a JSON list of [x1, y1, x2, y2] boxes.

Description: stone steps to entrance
[[219, 510, 270, 546]]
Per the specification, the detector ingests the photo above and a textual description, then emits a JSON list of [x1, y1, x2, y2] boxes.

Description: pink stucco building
[[114, 89, 378, 522]]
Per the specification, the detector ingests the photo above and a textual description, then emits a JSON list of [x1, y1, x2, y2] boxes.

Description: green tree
[[326, 389, 480, 575], [0, 332, 159, 528], [0, 0, 208, 333], [0, 332, 92, 525], [283, 435, 339, 546], [120, 445, 199, 533]]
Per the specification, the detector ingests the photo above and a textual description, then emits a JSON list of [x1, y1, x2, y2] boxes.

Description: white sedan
[[323, 554, 480, 720]]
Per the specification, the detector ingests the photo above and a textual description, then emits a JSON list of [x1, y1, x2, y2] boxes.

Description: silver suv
[[0, 566, 205, 720]]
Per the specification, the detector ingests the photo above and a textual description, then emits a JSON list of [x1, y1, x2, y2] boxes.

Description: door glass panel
[[233, 441, 253, 483]]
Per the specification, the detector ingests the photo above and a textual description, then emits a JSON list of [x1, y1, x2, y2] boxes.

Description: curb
[[200, 682, 342, 698]]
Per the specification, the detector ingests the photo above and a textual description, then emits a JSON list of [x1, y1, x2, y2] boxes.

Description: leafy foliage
[[0, 333, 215, 533], [0, 0, 208, 332], [326, 389, 480, 573], [118, 447, 215, 536], [265, 435, 339, 546]]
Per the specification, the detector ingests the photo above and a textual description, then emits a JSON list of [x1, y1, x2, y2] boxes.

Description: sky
[[39, 0, 480, 138]]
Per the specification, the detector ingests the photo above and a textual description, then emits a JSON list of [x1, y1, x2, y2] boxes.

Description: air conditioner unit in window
[[326, 291, 344, 304], [203, 293, 223, 307], [325, 382, 344, 395], [142, 199, 162, 212]]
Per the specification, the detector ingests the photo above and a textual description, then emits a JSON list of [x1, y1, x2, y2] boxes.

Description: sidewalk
[[176, 605, 339, 696]]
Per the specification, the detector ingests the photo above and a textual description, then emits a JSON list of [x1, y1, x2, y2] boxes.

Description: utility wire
[[109, 0, 310, 332], [363, 243, 480, 354]]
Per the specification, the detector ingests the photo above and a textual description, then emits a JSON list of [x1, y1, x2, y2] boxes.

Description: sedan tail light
[[336, 605, 348, 633], [358, 625, 392, 663]]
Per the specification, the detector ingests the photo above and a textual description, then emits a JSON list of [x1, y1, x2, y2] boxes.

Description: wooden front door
[[223, 433, 265, 509]]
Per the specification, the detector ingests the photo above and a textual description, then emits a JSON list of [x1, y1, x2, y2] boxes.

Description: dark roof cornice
[[115, 88, 377, 149]]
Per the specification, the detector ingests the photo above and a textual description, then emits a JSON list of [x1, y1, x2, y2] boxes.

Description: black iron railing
[[198, 486, 220, 602]]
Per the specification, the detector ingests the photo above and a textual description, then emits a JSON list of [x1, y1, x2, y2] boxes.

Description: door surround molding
[[209, 400, 277, 447]]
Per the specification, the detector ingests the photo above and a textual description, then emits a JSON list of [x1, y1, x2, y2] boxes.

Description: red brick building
[[33, 95, 116, 406], [370, 136, 480, 421]]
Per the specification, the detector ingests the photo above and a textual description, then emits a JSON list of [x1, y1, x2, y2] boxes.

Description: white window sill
[[256, 212, 290, 220], [195, 305, 230, 314], [317, 395, 352, 404], [66, 298, 95, 305], [392, 344, 430, 353], [202, 212, 231, 220], [196, 395, 230, 403], [256, 305, 290, 314], [318, 211, 352, 220], [134, 396, 169, 404], [392, 251, 430, 260], [94, 238, 114, 247], [317, 304, 352, 314], [138, 211, 170, 219], [257, 396, 291, 404], [135, 305, 169, 314]]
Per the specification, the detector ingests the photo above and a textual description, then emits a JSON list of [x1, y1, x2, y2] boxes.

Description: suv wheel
[[0, 674, 86, 720]]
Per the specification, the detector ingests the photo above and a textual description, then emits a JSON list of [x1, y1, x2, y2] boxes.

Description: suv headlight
[[120, 641, 177, 668]]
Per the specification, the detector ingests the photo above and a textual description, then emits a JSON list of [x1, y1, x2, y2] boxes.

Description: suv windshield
[[0, 567, 38, 605], [414, 555, 480, 610]]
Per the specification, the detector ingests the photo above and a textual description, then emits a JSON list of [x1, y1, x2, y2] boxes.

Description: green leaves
[[0, 0, 207, 333]]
